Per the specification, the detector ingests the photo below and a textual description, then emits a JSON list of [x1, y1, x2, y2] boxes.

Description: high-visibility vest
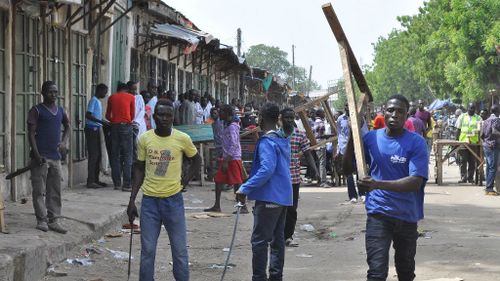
[[457, 113, 481, 144]]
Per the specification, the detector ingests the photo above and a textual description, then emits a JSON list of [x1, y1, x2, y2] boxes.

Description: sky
[[163, 0, 425, 89]]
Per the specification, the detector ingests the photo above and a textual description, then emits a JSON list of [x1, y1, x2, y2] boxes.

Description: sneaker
[[485, 191, 498, 196], [360, 196, 366, 203], [48, 222, 67, 234], [349, 198, 358, 204], [87, 183, 103, 189], [285, 238, 299, 247], [96, 181, 108, 187], [36, 221, 48, 232], [122, 186, 132, 192]]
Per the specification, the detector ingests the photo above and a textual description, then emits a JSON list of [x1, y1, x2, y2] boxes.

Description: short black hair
[[154, 99, 174, 112], [261, 102, 280, 122], [96, 83, 108, 94], [280, 107, 295, 116], [126, 81, 137, 89], [220, 104, 234, 117], [41, 81, 56, 95], [117, 82, 128, 92], [387, 94, 410, 111]]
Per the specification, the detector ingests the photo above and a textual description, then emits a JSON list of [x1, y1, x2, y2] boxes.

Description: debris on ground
[[418, 230, 434, 239], [223, 248, 230, 252], [66, 258, 94, 266], [190, 212, 232, 219], [47, 266, 68, 277], [299, 224, 315, 232], [191, 199, 203, 204], [423, 278, 464, 281], [106, 248, 131, 260], [85, 245, 103, 255], [209, 263, 236, 269], [105, 232, 123, 238], [329, 232, 337, 239], [122, 223, 139, 230], [296, 253, 313, 258]]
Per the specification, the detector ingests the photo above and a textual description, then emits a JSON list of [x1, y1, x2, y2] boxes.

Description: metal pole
[[292, 44, 295, 90], [308, 65, 312, 96]]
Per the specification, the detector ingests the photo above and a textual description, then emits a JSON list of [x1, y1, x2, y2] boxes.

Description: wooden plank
[[199, 143, 205, 187], [308, 136, 338, 151], [322, 3, 373, 101], [321, 100, 338, 136], [294, 93, 332, 113], [0, 191, 6, 233], [357, 93, 367, 116], [299, 111, 317, 146], [339, 41, 368, 178]]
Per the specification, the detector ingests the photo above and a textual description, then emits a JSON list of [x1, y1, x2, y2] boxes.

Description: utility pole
[[292, 44, 295, 90], [237, 28, 243, 103], [308, 65, 313, 96], [237, 28, 242, 56]]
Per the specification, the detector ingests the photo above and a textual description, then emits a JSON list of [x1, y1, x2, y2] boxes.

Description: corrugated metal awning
[[150, 23, 214, 45]]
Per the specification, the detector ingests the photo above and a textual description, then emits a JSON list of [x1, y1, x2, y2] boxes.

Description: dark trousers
[[110, 123, 133, 188], [103, 125, 112, 164], [85, 127, 101, 184], [284, 183, 300, 240], [366, 214, 418, 281], [458, 147, 478, 181], [347, 174, 365, 200], [251, 201, 287, 281]]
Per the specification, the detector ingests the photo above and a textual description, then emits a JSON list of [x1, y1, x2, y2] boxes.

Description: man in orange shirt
[[373, 112, 386, 130], [106, 82, 135, 191]]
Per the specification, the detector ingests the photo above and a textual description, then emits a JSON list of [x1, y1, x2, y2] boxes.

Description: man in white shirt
[[201, 96, 212, 123], [192, 90, 204, 125]]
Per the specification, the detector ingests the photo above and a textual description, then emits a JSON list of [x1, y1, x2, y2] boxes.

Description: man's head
[[385, 94, 410, 131], [344, 103, 349, 115], [41, 81, 58, 104], [480, 109, 489, 120], [116, 82, 128, 92], [200, 97, 207, 108], [455, 108, 462, 117], [244, 104, 252, 115], [308, 109, 316, 119], [231, 98, 237, 106], [491, 104, 500, 117], [189, 89, 199, 102], [259, 102, 280, 129], [219, 104, 235, 123], [210, 107, 219, 120], [147, 80, 158, 96], [178, 93, 185, 102], [95, 83, 108, 99], [409, 107, 417, 117], [418, 99, 425, 110], [467, 103, 476, 116], [140, 90, 151, 104], [153, 99, 175, 129], [316, 109, 325, 119], [280, 107, 295, 131], [126, 81, 138, 95], [165, 90, 175, 101]]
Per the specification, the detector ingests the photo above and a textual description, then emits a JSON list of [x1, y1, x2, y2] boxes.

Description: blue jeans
[[251, 201, 287, 281], [484, 146, 500, 191], [110, 123, 133, 187], [140, 193, 189, 281], [365, 214, 418, 281]]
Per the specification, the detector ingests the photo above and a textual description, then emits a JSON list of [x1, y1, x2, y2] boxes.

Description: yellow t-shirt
[[137, 129, 198, 197]]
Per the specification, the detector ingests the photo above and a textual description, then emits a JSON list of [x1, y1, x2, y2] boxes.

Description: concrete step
[[0, 184, 130, 281]]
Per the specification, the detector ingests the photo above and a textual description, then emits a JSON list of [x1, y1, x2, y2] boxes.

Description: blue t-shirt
[[363, 129, 428, 223], [85, 96, 102, 128]]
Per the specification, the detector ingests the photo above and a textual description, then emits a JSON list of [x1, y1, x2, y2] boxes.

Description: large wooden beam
[[322, 3, 373, 102]]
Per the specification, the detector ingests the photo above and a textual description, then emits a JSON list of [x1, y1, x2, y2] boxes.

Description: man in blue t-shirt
[[343, 94, 428, 281], [85, 84, 109, 189]]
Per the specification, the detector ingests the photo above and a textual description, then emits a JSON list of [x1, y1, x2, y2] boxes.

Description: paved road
[[43, 164, 500, 281]]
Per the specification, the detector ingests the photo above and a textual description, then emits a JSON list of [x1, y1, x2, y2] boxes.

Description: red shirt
[[106, 92, 135, 124], [373, 114, 385, 129], [404, 119, 415, 132]]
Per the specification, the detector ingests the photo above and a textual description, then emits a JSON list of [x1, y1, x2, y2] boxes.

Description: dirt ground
[[43, 164, 500, 281]]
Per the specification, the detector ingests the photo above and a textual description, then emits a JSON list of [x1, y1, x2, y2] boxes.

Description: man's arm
[[85, 111, 109, 125], [105, 97, 112, 121], [358, 175, 423, 193], [238, 140, 277, 194], [59, 112, 70, 157], [182, 153, 202, 187], [342, 134, 355, 175], [27, 109, 43, 165], [130, 97, 135, 123], [127, 160, 145, 223]]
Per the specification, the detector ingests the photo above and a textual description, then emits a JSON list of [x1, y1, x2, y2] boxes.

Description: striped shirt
[[289, 128, 310, 184]]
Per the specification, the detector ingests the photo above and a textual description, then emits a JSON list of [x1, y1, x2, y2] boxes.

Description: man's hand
[[127, 201, 139, 224], [58, 143, 68, 157], [33, 154, 45, 166], [222, 160, 229, 173], [357, 176, 378, 193], [235, 190, 246, 205], [102, 120, 111, 127]]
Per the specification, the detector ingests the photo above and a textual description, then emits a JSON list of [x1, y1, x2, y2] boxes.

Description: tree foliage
[[245, 44, 321, 92], [364, 0, 500, 105]]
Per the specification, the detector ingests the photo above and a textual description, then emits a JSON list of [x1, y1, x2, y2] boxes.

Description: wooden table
[[434, 139, 484, 185]]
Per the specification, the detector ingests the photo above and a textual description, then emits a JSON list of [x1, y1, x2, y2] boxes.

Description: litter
[[191, 199, 203, 204], [345, 237, 355, 241], [223, 248, 230, 252], [296, 254, 313, 258], [418, 230, 433, 239], [66, 258, 94, 266], [122, 223, 139, 230], [209, 263, 236, 269], [329, 232, 337, 239], [107, 248, 132, 260], [47, 266, 68, 277], [190, 212, 231, 219], [193, 214, 211, 219], [299, 224, 315, 232], [97, 238, 106, 244], [105, 232, 123, 238], [85, 245, 103, 255], [169, 261, 192, 266], [184, 206, 206, 210]]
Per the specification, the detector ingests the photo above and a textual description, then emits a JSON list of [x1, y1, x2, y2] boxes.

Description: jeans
[[30, 159, 62, 223], [284, 183, 300, 240], [484, 146, 500, 190], [251, 201, 287, 281], [110, 123, 133, 187], [85, 127, 101, 184], [366, 214, 418, 281], [140, 193, 189, 281]]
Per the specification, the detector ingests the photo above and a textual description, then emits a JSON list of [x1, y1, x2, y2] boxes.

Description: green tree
[[245, 44, 291, 77], [286, 66, 321, 93]]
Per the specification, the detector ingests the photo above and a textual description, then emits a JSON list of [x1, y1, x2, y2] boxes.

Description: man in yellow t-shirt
[[127, 99, 201, 281]]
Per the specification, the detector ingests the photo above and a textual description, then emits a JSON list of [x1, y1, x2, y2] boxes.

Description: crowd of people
[[27, 78, 500, 280]]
